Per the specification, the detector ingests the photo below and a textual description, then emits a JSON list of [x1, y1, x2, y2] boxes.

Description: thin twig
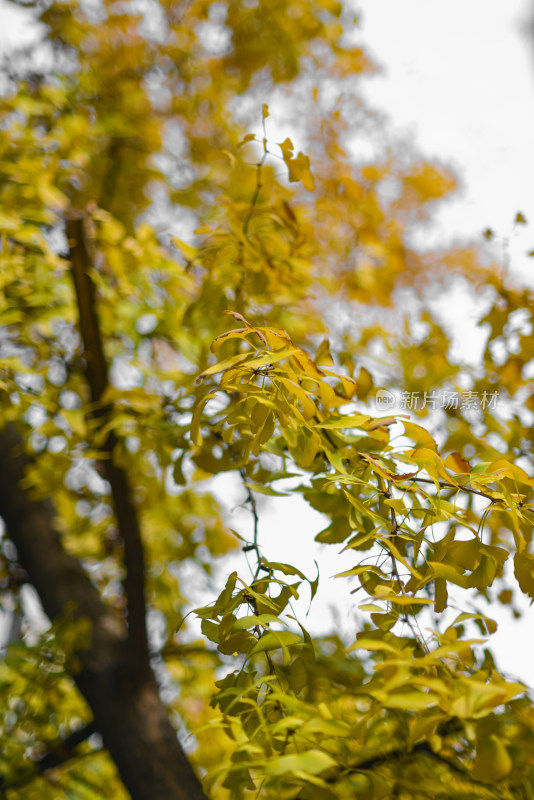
[[242, 116, 269, 237], [239, 468, 262, 580], [384, 482, 428, 650], [401, 475, 501, 503]]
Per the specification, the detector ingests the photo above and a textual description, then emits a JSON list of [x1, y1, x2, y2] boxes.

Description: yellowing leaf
[[37, 180, 68, 210], [388, 595, 433, 607], [249, 630, 301, 655], [444, 451, 471, 473], [266, 750, 336, 776], [382, 691, 440, 710], [315, 339, 334, 366], [348, 638, 400, 654], [290, 152, 315, 190], [514, 551, 534, 600], [403, 420, 438, 452], [472, 736, 512, 783], [434, 578, 448, 613], [487, 459, 534, 487], [409, 448, 457, 484], [171, 237, 198, 262], [315, 414, 370, 430], [278, 138, 315, 191], [276, 376, 317, 419], [356, 365, 373, 400], [197, 351, 253, 379], [238, 133, 256, 147], [427, 561, 468, 589]]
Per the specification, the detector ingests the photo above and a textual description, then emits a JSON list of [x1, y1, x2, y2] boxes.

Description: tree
[[1, 1, 534, 798]]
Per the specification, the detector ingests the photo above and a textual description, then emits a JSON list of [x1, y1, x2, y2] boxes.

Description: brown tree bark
[[0, 424, 209, 800]]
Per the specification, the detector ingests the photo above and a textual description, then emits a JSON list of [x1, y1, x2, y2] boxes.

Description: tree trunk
[[0, 424, 209, 800]]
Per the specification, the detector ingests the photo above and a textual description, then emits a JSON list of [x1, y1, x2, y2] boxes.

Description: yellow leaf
[[171, 237, 198, 261], [278, 138, 315, 191], [434, 578, 448, 613], [382, 690, 440, 710], [315, 339, 334, 366], [238, 133, 255, 147], [409, 448, 457, 484], [472, 736, 512, 783], [37, 181, 68, 210], [514, 551, 534, 600], [197, 351, 252, 379], [278, 137, 294, 161], [266, 750, 336, 777], [444, 451, 471, 473], [288, 151, 315, 191], [427, 561, 468, 589], [356, 366, 373, 400], [403, 420, 438, 451], [487, 459, 534, 487], [191, 392, 216, 446]]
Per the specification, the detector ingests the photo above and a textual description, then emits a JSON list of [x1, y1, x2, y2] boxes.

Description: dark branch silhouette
[[67, 215, 150, 684]]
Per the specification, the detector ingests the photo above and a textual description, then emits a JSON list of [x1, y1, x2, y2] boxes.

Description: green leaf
[[472, 735, 512, 783], [218, 631, 256, 655], [315, 414, 370, 429], [427, 560, 468, 589], [382, 691, 440, 710], [231, 614, 279, 631], [434, 578, 448, 613], [514, 551, 534, 600], [315, 516, 351, 544], [249, 630, 302, 655], [191, 392, 216, 446], [266, 750, 337, 776], [261, 561, 307, 580]]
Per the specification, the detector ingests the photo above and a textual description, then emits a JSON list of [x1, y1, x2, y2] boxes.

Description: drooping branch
[[66, 216, 150, 683]]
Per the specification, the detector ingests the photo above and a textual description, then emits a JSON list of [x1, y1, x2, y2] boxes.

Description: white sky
[[360, 0, 534, 250], [1, 0, 534, 684]]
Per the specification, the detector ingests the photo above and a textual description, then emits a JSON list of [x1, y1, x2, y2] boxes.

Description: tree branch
[[350, 739, 470, 777], [350, 741, 506, 800], [401, 475, 500, 503], [0, 722, 98, 796], [66, 216, 150, 684]]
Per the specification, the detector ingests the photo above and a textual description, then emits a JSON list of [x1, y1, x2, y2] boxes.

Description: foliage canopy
[[0, 1, 534, 799]]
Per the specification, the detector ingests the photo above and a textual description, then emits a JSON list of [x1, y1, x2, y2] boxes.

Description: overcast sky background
[[1, 0, 534, 684]]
